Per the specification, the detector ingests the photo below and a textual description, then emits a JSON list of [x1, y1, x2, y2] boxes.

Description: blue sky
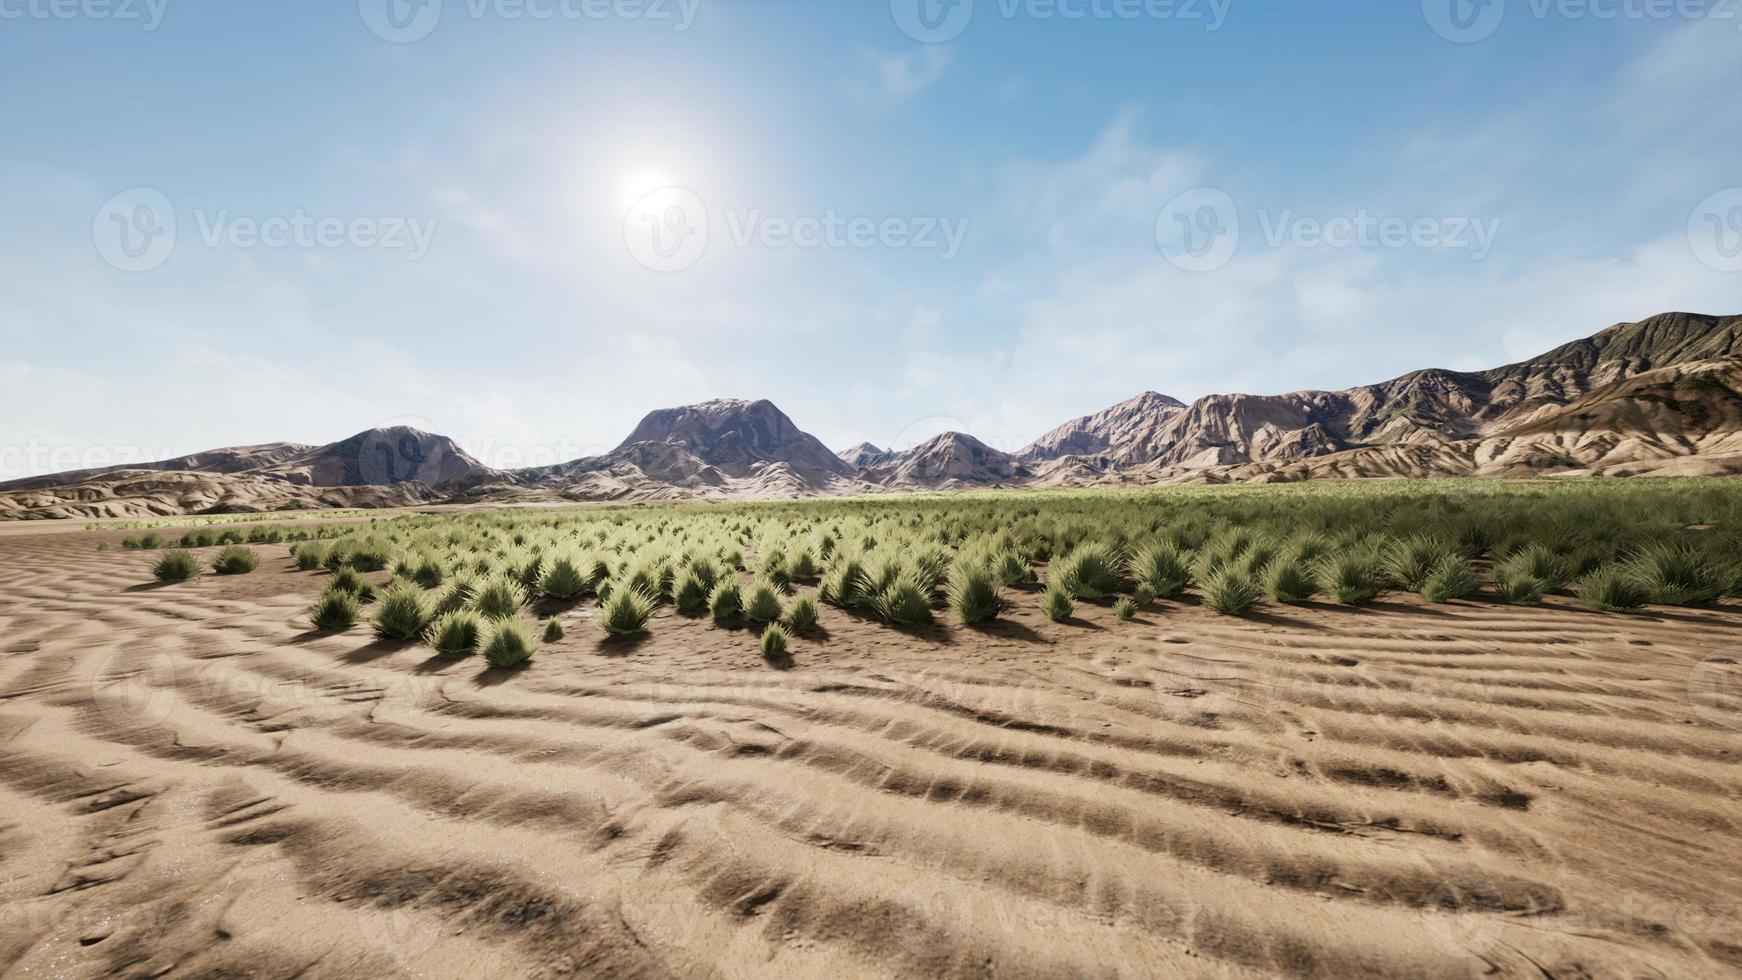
[[2, 0, 1739, 476]]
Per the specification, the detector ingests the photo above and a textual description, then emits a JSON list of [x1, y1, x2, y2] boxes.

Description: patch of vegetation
[[945, 564, 1003, 624], [372, 581, 433, 641], [481, 616, 539, 667], [153, 550, 202, 583], [1200, 566, 1260, 616], [309, 587, 361, 632], [761, 622, 791, 659], [599, 587, 657, 636], [426, 609, 483, 655], [211, 545, 261, 575]]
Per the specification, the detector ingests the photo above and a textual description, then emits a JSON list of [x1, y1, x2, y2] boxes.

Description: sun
[[619, 170, 673, 210]]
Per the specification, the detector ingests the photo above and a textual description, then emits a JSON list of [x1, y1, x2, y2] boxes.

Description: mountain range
[[4, 311, 1740, 520]]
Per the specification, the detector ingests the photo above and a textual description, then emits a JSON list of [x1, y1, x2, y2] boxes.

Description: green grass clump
[[1492, 571, 1546, 606], [787, 593, 820, 631], [871, 575, 934, 626], [309, 587, 361, 632], [674, 566, 713, 613], [1200, 566, 1260, 616], [743, 580, 786, 623], [153, 551, 202, 583], [329, 567, 377, 604], [945, 564, 1003, 624], [472, 574, 528, 619], [139, 532, 164, 550], [1128, 542, 1190, 597], [292, 542, 331, 571], [538, 552, 592, 601], [992, 550, 1035, 587], [819, 557, 869, 607], [1624, 542, 1730, 607], [710, 580, 744, 621], [1496, 543, 1570, 593], [761, 622, 791, 659], [1382, 536, 1454, 591], [543, 617, 565, 642], [1132, 584, 1157, 607], [1420, 556, 1479, 603], [1574, 565, 1648, 612], [433, 574, 478, 615], [480, 616, 539, 667], [598, 587, 657, 636], [1053, 542, 1123, 600], [408, 555, 446, 589], [211, 545, 261, 575], [1261, 556, 1317, 604], [1042, 582, 1075, 622], [1113, 597, 1137, 620], [1322, 550, 1386, 605], [372, 581, 433, 641], [425, 610, 483, 655]]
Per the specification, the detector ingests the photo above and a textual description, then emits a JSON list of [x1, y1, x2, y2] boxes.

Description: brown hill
[[1019, 391, 1186, 463]]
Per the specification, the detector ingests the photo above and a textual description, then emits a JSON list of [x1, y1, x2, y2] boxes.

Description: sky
[[2, 0, 1740, 478]]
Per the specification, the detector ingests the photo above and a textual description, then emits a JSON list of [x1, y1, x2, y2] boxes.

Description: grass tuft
[[598, 587, 657, 636], [481, 616, 539, 667], [309, 587, 361, 632], [426, 610, 483, 655], [945, 564, 1003, 625], [761, 623, 791, 659], [1200, 566, 1260, 616], [1575, 565, 1648, 612], [372, 581, 433, 641], [153, 551, 202, 583], [211, 545, 261, 576]]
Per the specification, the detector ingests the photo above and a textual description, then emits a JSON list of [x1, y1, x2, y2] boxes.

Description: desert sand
[[2, 521, 1739, 978]]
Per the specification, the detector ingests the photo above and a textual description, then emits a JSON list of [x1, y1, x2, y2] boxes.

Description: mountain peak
[[1019, 390, 1189, 462], [615, 398, 855, 482]]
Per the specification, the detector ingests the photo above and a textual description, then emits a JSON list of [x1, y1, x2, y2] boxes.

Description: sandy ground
[[1, 521, 1740, 979]]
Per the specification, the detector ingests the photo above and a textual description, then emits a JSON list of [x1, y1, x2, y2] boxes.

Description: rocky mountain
[[863, 432, 1030, 489], [1019, 391, 1187, 463], [839, 442, 897, 469], [4, 311, 1740, 519], [612, 398, 857, 483]]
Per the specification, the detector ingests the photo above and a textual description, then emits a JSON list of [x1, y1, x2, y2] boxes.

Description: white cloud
[[853, 47, 951, 102]]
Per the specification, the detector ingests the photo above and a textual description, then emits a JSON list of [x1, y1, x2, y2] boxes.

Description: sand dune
[[1, 523, 1739, 977]]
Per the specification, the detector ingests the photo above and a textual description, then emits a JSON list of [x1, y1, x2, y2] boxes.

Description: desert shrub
[[97, 542, 110, 552], [1127, 542, 1190, 597], [329, 567, 377, 604], [425, 609, 483, 655], [673, 566, 712, 613], [743, 580, 785, 623], [538, 552, 592, 601], [1420, 556, 1479, 603], [153, 551, 201, 583], [346, 544, 393, 573], [786, 549, 818, 582], [1383, 536, 1454, 591], [472, 574, 527, 619], [1492, 571, 1545, 605], [433, 574, 478, 615], [309, 587, 361, 632], [761, 622, 791, 659], [1624, 542, 1730, 606], [871, 575, 934, 626], [211, 545, 261, 575], [373, 581, 433, 641], [1575, 565, 1648, 612], [1042, 582, 1075, 622], [945, 564, 1003, 625], [1322, 550, 1386, 605], [1054, 542, 1122, 600], [543, 616, 565, 642], [992, 550, 1035, 587], [1132, 584, 1157, 607], [292, 542, 331, 571], [1113, 597, 1137, 621], [1200, 566, 1260, 616], [1496, 543, 1571, 592], [408, 555, 446, 589], [599, 587, 657, 636], [139, 532, 164, 549], [480, 616, 539, 667], [1261, 556, 1317, 604], [818, 557, 868, 607], [710, 580, 744, 621], [787, 593, 820, 630], [120, 537, 140, 550], [179, 530, 216, 549]]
